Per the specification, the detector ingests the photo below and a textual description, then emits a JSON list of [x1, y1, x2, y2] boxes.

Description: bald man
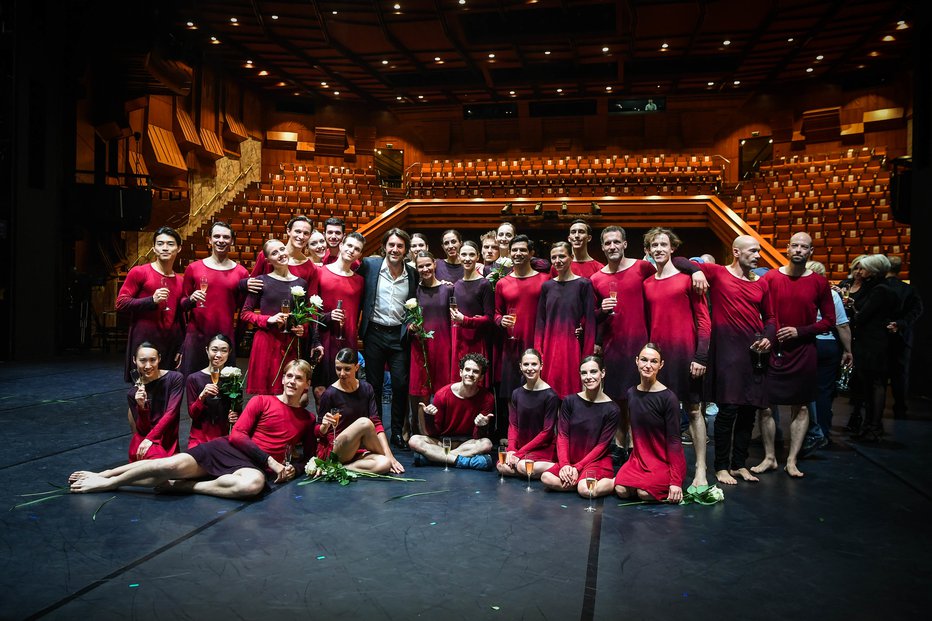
[[676, 235, 776, 485], [751, 233, 835, 478]]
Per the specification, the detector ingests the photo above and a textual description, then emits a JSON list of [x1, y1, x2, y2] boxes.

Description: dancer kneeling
[[317, 348, 404, 474], [69, 360, 317, 499], [540, 356, 619, 497], [126, 342, 184, 462], [613, 344, 686, 503], [498, 349, 558, 478], [408, 353, 495, 470]]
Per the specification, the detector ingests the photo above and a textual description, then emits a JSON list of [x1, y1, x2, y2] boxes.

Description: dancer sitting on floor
[[498, 349, 559, 479], [540, 355, 619, 497], [317, 348, 404, 474], [185, 334, 240, 449], [408, 353, 495, 470], [69, 360, 317, 499], [612, 343, 687, 503], [126, 342, 184, 462]]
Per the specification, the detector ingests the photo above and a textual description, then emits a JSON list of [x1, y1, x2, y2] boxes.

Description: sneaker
[[454, 454, 494, 471], [800, 436, 828, 458], [680, 430, 694, 445]]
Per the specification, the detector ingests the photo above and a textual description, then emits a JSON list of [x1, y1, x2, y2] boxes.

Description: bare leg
[[70, 454, 204, 493], [540, 471, 575, 492], [451, 438, 492, 458], [498, 459, 555, 478], [332, 418, 382, 463], [346, 453, 391, 474], [751, 408, 779, 473], [715, 469, 738, 485], [785, 404, 808, 478], [167, 467, 266, 498], [576, 477, 615, 498], [687, 403, 708, 487]]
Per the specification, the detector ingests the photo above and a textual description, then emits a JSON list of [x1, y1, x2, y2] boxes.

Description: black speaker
[[71, 185, 152, 230], [890, 157, 913, 224]]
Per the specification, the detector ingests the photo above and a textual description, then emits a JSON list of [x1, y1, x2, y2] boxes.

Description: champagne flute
[[507, 307, 517, 340], [608, 282, 618, 315], [210, 366, 221, 385], [751, 332, 764, 370], [160, 277, 171, 312], [330, 408, 342, 451], [449, 296, 458, 318], [130, 369, 149, 410], [198, 276, 209, 307], [498, 448, 507, 483], [584, 469, 597, 512], [524, 459, 534, 492], [335, 300, 344, 341], [280, 298, 291, 333], [283, 443, 294, 467], [442, 437, 452, 472]]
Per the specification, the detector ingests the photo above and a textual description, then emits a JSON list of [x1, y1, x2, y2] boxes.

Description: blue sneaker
[[455, 454, 494, 471]]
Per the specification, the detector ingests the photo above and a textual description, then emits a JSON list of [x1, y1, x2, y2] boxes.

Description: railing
[[191, 164, 255, 219]]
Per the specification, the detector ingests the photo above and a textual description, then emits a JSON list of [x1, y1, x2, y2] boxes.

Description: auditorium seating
[[731, 147, 909, 280]]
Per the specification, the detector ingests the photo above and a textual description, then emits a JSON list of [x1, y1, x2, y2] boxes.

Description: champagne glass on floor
[[198, 276, 208, 308], [525, 459, 534, 492], [442, 437, 452, 471], [498, 447, 507, 483], [584, 469, 597, 512]]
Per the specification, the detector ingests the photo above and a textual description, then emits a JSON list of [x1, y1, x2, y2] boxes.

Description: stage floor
[[1, 353, 930, 620]]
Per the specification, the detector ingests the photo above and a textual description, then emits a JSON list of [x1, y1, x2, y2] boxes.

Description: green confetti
[[92, 496, 116, 521]]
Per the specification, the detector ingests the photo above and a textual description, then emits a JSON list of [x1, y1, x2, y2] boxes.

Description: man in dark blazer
[[357, 228, 418, 449]]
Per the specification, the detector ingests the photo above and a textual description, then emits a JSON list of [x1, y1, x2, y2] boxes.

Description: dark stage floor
[[1, 354, 930, 620]]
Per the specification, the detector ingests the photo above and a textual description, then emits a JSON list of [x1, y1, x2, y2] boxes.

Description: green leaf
[[10, 492, 68, 511], [384, 489, 451, 503], [92, 496, 116, 521]]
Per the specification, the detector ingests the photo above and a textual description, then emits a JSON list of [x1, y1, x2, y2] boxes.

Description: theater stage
[[1, 354, 929, 620]]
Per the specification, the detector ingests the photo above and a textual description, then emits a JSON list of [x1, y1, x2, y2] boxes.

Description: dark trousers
[[714, 403, 756, 472], [888, 339, 910, 416], [364, 324, 410, 437], [814, 338, 842, 437]]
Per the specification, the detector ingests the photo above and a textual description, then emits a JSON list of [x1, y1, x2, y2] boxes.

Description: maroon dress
[[508, 386, 560, 462], [434, 260, 465, 284], [116, 265, 185, 382], [178, 261, 249, 376], [590, 261, 656, 401], [185, 371, 231, 449], [546, 394, 619, 479], [316, 381, 383, 459], [410, 283, 455, 398], [127, 370, 184, 461], [762, 269, 835, 404], [241, 274, 308, 395], [316, 267, 364, 385], [452, 277, 494, 387], [534, 278, 597, 398], [614, 386, 687, 501], [643, 272, 711, 403], [494, 272, 550, 394]]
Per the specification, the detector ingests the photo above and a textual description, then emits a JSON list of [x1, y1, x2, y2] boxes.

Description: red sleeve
[[555, 400, 571, 466], [423, 389, 446, 437], [515, 392, 559, 457], [229, 397, 270, 466], [250, 252, 268, 277], [146, 373, 184, 444], [186, 375, 206, 422], [691, 288, 711, 365], [115, 267, 158, 313], [240, 287, 269, 328], [571, 405, 618, 472], [797, 277, 836, 338], [663, 392, 687, 487]]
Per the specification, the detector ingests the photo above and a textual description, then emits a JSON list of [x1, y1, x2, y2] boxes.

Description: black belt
[[370, 322, 403, 332]]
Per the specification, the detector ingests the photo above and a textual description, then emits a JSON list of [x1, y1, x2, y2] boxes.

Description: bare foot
[[784, 463, 805, 478], [729, 468, 760, 482], [68, 470, 97, 484], [70, 475, 114, 494], [715, 469, 738, 485], [750, 458, 779, 474], [691, 474, 709, 488]]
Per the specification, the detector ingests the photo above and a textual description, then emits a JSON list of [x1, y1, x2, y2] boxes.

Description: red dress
[[241, 274, 308, 395], [644, 272, 711, 403], [316, 382, 383, 459], [762, 269, 836, 404], [410, 283, 455, 398], [116, 265, 185, 382], [546, 394, 619, 479], [185, 370, 231, 449], [534, 278, 597, 398], [508, 386, 560, 462], [452, 278, 494, 387], [127, 370, 184, 461], [316, 267, 364, 384], [494, 272, 550, 394], [614, 387, 687, 501], [424, 383, 495, 439], [590, 261, 656, 401], [178, 261, 249, 376]]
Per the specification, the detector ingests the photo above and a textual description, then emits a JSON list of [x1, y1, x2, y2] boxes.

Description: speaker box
[[71, 185, 152, 230]]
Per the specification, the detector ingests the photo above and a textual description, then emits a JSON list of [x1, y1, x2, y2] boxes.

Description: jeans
[[806, 338, 842, 443]]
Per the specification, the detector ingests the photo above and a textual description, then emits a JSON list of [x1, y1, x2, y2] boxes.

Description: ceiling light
[[258, 70, 268, 76], [211, 37, 221, 44], [806, 67, 813, 73], [509, 90, 515, 95], [434, 56, 441, 62], [394, 3, 401, 10], [332, 10, 338, 15], [294, 91, 300, 96], [382, 60, 389, 65], [661, 43, 668, 49], [897, 21, 908, 30], [869, 51, 879, 57], [816, 55, 824, 61], [858, 64, 866, 69], [707, 81, 714, 86], [733, 80, 740, 85], [210, 36, 217, 41], [459, 0, 466, 4], [396, 96, 402, 100], [417, 95, 423, 99], [556, 88, 563, 93], [602, 46, 610, 53], [544, 50, 551, 55], [277, 81, 287, 86], [723, 40, 731, 46], [230, 17, 237, 23], [787, 37, 794, 42], [333, 91, 340, 95], [606, 86, 612, 91], [882, 35, 895, 42], [186, 21, 195, 27], [271, 15, 278, 20], [488, 53, 495, 58]]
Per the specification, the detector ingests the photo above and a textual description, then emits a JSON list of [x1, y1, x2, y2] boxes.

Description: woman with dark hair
[[126, 342, 184, 462], [849, 254, 898, 441], [186, 334, 240, 449], [499, 349, 559, 479], [407, 232, 429, 267], [434, 229, 464, 283], [409, 252, 455, 432], [535, 241, 596, 397], [540, 356, 619, 497], [116, 226, 185, 382], [179, 222, 250, 377], [241, 239, 311, 395], [613, 343, 686, 503], [317, 348, 404, 474], [450, 240, 494, 386]]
